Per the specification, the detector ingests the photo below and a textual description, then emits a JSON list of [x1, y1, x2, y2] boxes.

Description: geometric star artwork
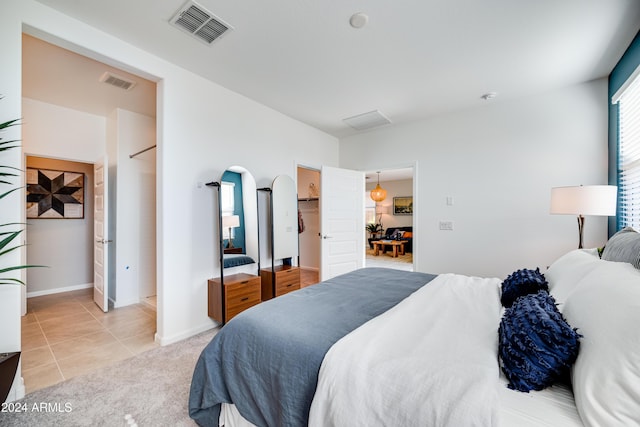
[[26, 168, 84, 219]]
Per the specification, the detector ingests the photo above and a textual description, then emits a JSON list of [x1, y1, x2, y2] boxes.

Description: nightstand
[[208, 273, 261, 324], [223, 247, 243, 254], [260, 265, 301, 300]]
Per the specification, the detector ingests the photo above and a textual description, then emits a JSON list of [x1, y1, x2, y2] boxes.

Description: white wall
[[0, 2, 24, 402], [3, 0, 340, 354], [111, 109, 156, 307], [341, 79, 610, 278], [22, 98, 105, 162]]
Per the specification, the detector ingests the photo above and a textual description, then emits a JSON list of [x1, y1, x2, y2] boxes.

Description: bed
[[223, 254, 256, 269], [189, 227, 640, 427]]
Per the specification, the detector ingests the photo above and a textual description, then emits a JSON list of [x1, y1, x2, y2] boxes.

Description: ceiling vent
[[343, 110, 392, 131], [99, 72, 136, 91], [170, 1, 232, 45]]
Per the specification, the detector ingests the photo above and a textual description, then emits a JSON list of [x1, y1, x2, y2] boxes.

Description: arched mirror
[[207, 166, 262, 325], [272, 175, 299, 260], [219, 166, 259, 277], [260, 174, 301, 300]]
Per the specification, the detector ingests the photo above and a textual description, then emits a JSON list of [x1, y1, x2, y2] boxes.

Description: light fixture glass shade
[[222, 214, 240, 228], [370, 184, 387, 202], [370, 172, 387, 202], [550, 185, 617, 216]]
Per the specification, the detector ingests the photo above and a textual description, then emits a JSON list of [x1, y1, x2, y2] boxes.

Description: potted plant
[[0, 112, 32, 284], [366, 222, 382, 239], [0, 103, 40, 403]]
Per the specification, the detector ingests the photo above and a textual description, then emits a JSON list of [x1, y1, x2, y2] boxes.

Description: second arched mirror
[[260, 174, 301, 300], [272, 174, 299, 261]]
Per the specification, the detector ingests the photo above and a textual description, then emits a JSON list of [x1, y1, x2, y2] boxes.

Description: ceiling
[[28, 0, 640, 138]]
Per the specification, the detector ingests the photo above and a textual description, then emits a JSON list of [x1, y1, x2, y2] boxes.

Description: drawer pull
[[240, 280, 249, 284], [241, 297, 249, 302], [287, 284, 293, 287]]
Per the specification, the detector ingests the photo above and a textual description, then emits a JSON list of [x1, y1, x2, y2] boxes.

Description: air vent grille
[[343, 110, 391, 131], [170, 1, 232, 45], [99, 72, 136, 91]]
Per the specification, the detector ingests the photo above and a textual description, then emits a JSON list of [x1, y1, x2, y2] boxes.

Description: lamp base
[[577, 215, 585, 249]]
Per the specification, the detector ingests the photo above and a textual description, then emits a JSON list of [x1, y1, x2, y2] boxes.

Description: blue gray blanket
[[188, 267, 436, 427]]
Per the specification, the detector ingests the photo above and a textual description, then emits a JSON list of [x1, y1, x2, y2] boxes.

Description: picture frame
[[26, 168, 85, 219], [393, 196, 413, 215]]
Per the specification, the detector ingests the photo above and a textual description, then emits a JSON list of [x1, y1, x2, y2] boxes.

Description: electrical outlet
[[439, 221, 454, 231]]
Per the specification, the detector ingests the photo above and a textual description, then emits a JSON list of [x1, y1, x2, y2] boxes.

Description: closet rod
[[129, 144, 157, 158]]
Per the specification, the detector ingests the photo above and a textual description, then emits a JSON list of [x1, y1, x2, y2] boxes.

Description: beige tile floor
[[21, 288, 158, 394]]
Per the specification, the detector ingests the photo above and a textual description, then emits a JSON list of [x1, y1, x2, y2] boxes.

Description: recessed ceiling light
[[481, 92, 498, 101], [349, 12, 368, 29]]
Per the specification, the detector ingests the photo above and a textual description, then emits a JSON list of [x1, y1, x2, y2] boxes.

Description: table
[[372, 240, 408, 258]]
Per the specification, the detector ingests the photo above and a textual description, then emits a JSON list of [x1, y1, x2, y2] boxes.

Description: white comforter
[[308, 273, 503, 427]]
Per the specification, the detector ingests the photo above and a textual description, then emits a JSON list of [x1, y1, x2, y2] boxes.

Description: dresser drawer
[[226, 277, 261, 320], [261, 266, 301, 299], [275, 270, 300, 296]]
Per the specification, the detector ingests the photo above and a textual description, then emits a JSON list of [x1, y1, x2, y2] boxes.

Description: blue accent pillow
[[498, 290, 581, 392], [501, 268, 548, 308]]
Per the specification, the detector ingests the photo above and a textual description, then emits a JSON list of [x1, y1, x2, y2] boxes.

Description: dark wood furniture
[[1, 351, 20, 403], [372, 240, 408, 258], [260, 265, 301, 300], [208, 273, 261, 324], [224, 247, 243, 254]]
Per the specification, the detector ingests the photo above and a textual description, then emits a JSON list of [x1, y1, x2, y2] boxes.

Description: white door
[[320, 166, 365, 281], [93, 157, 110, 312]]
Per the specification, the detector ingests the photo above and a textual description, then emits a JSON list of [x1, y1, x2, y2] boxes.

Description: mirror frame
[[218, 166, 260, 281], [272, 175, 299, 262]]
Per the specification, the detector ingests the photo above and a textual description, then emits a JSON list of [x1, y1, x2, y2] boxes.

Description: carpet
[[0, 328, 218, 427]]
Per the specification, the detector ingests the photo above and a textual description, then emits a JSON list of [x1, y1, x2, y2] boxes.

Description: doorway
[[21, 33, 158, 330], [364, 167, 414, 272], [296, 166, 320, 286]]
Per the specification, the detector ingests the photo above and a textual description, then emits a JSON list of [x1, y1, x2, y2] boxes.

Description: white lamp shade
[[550, 185, 617, 216], [375, 205, 390, 214], [222, 214, 240, 228]]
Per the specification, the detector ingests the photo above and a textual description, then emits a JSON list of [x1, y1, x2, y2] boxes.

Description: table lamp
[[550, 185, 617, 248], [222, 215, 240, 248]]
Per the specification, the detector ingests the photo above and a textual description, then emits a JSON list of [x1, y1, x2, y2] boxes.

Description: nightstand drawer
[[208, 273, 261, 324], [261, 266, 301, 299], [275, 280, 300, 296], [226, 277, 261, 320]]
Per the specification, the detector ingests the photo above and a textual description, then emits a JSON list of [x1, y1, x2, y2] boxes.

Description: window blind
[[616, 71, 640, 229]]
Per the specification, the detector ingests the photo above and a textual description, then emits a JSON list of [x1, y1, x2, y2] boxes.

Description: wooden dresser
[[260, 265, 301, 300], [208, 273, 261, 324]]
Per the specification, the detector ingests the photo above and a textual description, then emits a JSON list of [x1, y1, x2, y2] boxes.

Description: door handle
[[322, 235, 333, 239], [96, 239, 113, 244]]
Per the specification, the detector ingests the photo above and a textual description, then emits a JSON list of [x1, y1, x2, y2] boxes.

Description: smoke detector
[[99, 72, 136, 91], [170, 1, 233, 45]]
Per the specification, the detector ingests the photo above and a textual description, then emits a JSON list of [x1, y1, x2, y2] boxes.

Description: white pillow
[[562, 259, 640, 427], [545, 249, 601, 307]]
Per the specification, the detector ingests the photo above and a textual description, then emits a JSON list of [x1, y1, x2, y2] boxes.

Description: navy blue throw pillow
[[501, 268, 549, 308], [498, 291, 581, 392]]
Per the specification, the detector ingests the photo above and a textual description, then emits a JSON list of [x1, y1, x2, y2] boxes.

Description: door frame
[[363, 163, 417, 272]]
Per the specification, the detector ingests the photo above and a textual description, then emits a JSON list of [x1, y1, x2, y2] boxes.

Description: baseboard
[[26, 283, 93, 298], [112, 297, 140, 308], [155, 321, 218, 346]]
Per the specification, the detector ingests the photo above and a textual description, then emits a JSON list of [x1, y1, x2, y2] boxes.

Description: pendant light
[[370, 172, 387, 202]]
